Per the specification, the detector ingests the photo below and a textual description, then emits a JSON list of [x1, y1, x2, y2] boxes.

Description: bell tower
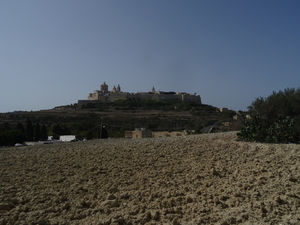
[[100, 82, 108, 93]]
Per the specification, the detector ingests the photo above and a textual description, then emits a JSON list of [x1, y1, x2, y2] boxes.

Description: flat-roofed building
[[126, 128, 152, 139]]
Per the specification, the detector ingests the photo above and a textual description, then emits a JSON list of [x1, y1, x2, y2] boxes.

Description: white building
[[59, 135, 76, 142]]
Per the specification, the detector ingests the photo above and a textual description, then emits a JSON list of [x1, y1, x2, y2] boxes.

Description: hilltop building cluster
[[78, 82, 201, 105]]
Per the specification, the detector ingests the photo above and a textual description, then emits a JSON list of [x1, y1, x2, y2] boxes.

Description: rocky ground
[[1, 132, 300, 225]]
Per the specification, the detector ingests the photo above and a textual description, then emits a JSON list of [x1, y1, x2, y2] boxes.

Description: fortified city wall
[[77, 82, 201, 105]]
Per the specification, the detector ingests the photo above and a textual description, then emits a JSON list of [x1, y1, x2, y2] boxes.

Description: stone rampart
[[79, 82, 202, 105]]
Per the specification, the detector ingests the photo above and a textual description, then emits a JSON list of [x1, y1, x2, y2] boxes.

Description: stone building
[[126, 128, 153, 139], [78, 82, 201, 105]]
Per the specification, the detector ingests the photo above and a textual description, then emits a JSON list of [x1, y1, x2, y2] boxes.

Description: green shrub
[[238, 88, 300, 143], [0, 129, 27, 146]]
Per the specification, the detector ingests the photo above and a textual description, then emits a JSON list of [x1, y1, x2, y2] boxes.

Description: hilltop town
[[78, 82, 201, 105], [1, 81, 243, 145]]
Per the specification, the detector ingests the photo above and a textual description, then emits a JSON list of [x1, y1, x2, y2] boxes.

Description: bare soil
[[1, 132, 300, 225]]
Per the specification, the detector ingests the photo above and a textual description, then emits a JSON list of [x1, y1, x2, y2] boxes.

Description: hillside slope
[[1, 102, 241, 141]]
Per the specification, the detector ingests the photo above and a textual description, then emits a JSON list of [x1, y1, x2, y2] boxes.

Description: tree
[[238, 88, 300, 143], [34, 123, 41, 141], [0, 130, 26, 146], [86, 130, 93, 140], [52, 124, 71, 139], [40, 124, 48, 141], [16, 123, 25, 133], [26, 118, 34, 141], [52, 124, 62, 140], [100, 127, 108, 139]]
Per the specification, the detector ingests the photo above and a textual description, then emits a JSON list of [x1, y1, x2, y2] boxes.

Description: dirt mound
[[1, 132, 300, 224]]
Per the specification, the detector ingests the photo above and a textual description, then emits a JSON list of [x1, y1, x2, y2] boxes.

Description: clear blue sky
[[1, 0, 300, 112]]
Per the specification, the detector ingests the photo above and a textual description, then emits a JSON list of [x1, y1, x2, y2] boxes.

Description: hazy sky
[[1, 0, 300, 112]]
